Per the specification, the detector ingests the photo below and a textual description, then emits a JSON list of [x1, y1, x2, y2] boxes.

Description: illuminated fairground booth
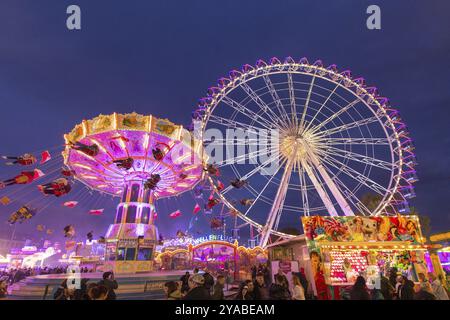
[[154, 235, 268, 280], [301, 215, 431, 299], [427, 232, 450, 278]]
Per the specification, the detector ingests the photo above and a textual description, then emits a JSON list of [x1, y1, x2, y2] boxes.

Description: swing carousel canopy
[[62, 113, 204, 198]]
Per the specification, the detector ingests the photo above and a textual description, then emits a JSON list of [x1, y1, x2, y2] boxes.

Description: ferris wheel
[[196, 57, 418, 247]]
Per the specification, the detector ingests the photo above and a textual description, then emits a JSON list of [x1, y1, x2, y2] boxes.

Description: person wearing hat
[[183, 274, 211, 300]]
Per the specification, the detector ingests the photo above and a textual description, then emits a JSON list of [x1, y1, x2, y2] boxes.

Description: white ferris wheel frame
[[198, 57, 415, 247]]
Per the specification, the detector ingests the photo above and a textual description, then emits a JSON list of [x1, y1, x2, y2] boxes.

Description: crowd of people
[[0, 266, 98, 299], [342, 268, 449, 300], [163, 264, 309, 300], [163, 264, 449, 301], [53, 271, 119, 300], [1, 263, 448, 301], [0, 266, 94, 285]]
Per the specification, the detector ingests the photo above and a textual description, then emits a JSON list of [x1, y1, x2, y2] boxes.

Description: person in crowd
[[428, 272, 449, 300], [235, 280, 254, 300], [275, 268, 289, 290], [0, 276, 8, 299], [251, 265, 257, 280], [12, 268, 26, 284], [415, 281, 436, 300], [73, 278, 90, 300], [183, 274, 211, 300], [371, 287, 385, 300], [260, 264, 271, 286], [212, 275, 225, 300], [164, 281, 182, 300], [180, 271, 191, 294], [380, 274, 395, 300], [97, 271, 118, 300], [388, 267, 398, 288], [53, 279, 76, 300], [350, 276, 370, 300], [440, 273, 449, 290], [193, 268, 199, 274], [418, 273, 428, 287], [292, 275, 305, 300], [297, 268, 309, 298], [202, 269, 215, 292], [398, 276, 415, 300], [253, 272, 269, 300], [87, 284, 109, 300], [394, 275, 403, 299], [269, 274, 291, 300]]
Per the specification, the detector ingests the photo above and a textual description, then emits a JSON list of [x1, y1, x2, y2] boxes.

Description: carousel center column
[[104, 174, 159, 273]]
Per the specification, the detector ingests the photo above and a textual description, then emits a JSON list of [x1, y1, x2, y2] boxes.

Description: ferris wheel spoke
[[301, 158, 339, 216], [305, 147, 354, 216], [203, 138, 261, 145], [303, 82, 340, 132], [316, 115, 379, 137], [208, 114, 266, 133], [330, 174, 374, 216], [287, 73, 298, 126], [309, 98, 361, 135], [259, 156, 295, 247], [241, 159, 285, 217], [217, 144, 278, 167], [297, 163, 310, 216], [318, 137, 390, 146], [220, 152, 281, 195], [319, 146, 394, 171], [298, 73, 316, 131], [319, 155, 388, 196], [262, 74, 292, 125], [221, 95, 274, 129], [239, 81, 287, 129]]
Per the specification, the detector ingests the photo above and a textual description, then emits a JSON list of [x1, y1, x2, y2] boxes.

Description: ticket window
[[125, 248, 136, 260], [117, 248, 126, 261], [117, 247, 136, 261], [137, 248, 153, 261], [107, 244, 117, 261]]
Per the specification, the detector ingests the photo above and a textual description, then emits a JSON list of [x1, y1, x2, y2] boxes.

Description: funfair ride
[[197, 57, 417, 248], [63, 113, 203, 273]]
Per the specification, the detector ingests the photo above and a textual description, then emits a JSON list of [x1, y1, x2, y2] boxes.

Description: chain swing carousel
[[62, 113, 204, 273]]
